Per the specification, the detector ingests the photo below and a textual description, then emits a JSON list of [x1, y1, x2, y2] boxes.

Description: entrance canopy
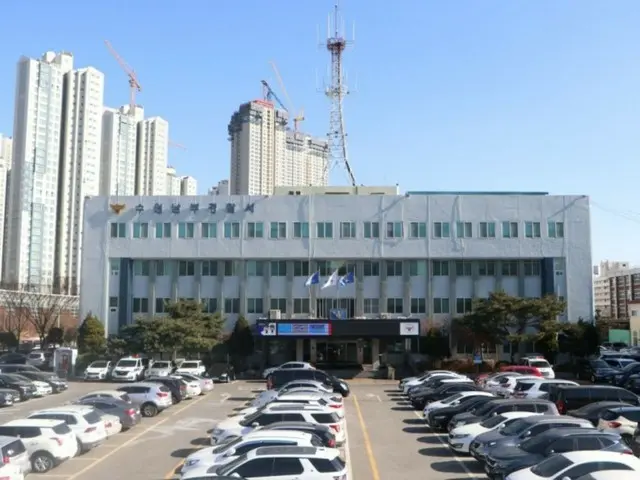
[[255, 318, 420, 338]]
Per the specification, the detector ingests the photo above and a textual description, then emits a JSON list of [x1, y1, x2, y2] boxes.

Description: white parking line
[[413, 411, 482, 480]]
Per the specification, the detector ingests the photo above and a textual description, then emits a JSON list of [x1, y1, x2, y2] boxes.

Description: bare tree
[[0, 284, 38, 345], [26, 289, 77, 348]]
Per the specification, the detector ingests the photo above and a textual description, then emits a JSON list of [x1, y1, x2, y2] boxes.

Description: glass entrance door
[[316, 341, 358, 365]]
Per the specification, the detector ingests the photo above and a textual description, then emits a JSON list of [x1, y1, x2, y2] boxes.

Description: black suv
[[547, 385, 639, 414], [266, 369, 349, 397], [575, 358, 620, 383], [410, 383, 480, 409]]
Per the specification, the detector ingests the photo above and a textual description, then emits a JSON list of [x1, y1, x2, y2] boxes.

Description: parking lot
[[0, 380, 485, 479]]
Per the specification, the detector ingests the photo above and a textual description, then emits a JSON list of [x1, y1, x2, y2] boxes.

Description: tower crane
[[269, 61, 305, 132], [104, 40, 142, 113], [169, 140, 187, 150], [261, 80, 288, 112]]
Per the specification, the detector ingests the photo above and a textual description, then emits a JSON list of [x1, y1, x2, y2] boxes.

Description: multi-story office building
[[208, 180, 229, 196], [136, 117, 169, 196], [228, 100, 328, 195], [100, 105, 143, 197], [80, 191, 592, 362]]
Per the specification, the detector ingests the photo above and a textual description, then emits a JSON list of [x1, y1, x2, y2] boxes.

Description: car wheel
[[590, 375, 596, 383], [141, 402, 158, 417], [31, 451, 55, 473]]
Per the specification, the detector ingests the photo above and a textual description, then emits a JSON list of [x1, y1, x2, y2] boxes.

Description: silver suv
[[117, 382, 172, 417]]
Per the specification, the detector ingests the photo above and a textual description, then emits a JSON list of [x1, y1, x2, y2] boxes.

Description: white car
[[26, 351, 47, 368], [83, 360, 112, 381], [400, 370, 454, 389], [404, 372, 463, 394], [491, 375, 541, 397], [170, 375, 202, 397], [13, 375, 52, 397], [505, 451, 640, 480], [423, 391, 495, 417], [175, 360, 206, 376], [188, 445, 347, 480], [145, 360, 175, 378], [521, 357, 556, 379], [28, 405, 108, 453], [278, 380, 333, 394], [240, 393, 345, 419], [180, 430, 321, 476], [511, 379, 579, 399], [173, 373, 214, 394], [575, 472, 640, 480], [96, 412, 122, 437], [0, 463, 23, 480], [111, 357, 146, 382], [263, 361, 315, 378], [448, 411, 540, 454], [597, 405, 640, 438], [251, 387, 326, 408]]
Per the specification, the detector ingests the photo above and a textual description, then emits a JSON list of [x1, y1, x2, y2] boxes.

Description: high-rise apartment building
[[4, 52, 74, 289], [594, 260, 633, 318], [0, 135, 12, 282], [100, 105, 144, 196], [180, 176, 197, 195], [208, 179, 229, 196], [136, 117, 169, 195], [166, 167, 196, 195], [228, 100, 328, 195], [55, 66, 105, 294]]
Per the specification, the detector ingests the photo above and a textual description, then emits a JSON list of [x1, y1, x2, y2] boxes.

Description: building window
[[247, 260, 264, 276], [502, 221, 518, 238], [201, 222, 217, 238], [525, 221, 541, 238], [155, 222, 171, 238], [155, 298, 169, 314], [133, 260, 149, 276], [409, 260, 426, 276], [409, 222, 427, 238], [133, 222, 148, 239], [156, 260, 167, 276], [110, 259, 120, 275], [202, 260, 217, 276], [386, 222, 403, 238], [224, 298, 240, 314], [270, 222, 286, 239], [478, 261, 496, 276], [224, 261, 236, 276], [247, 298, 264, 314], [317, 261, 332, 276], [247, 222, 264, 238], [316, 222, 333, 239], [132, 297, 149, 314], [479, 222, 496, 238], [455, 261, 472, 276], [456, 222, 472, 238], [364, 221, 380, 238], [293, 222, 309, 238], [502, 260, 518, 276], [293, 261, 310, 277], [270, 298, 287, 313], [548, 221, 564, 238], [363, 261, 380, 277], [433, 297, 450, 314], [364, 298, 379, 314], [433, 222, 450, 239], [411, 298, 426, 314], [340, 222, 356, 239], [110, 222, 126, 238], [178, 222, 195, 239], [271, 261, 287, 276], [224, 222, 240, 238], [178, 261, 195, 276], [524, 260, 540, 276], [456, 297, 473, 314], [432, 260, 449, 276], [293, 298, 310, 314], [387, 298, 403, 314], [109, 297, 118, 309], [203, 298, 218, 313], [386, 260, 403, 277]]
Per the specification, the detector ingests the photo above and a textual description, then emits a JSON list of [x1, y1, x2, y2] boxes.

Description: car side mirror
[[492, 412, 498, 416], [225, 448, 236, 457], [524, 430, 531, 437], [548, 449, 555, 454], [251, 422, 259, 428]]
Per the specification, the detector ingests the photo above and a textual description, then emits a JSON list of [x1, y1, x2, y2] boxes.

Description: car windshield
[[529, 360, 550, 368], [90, 361, 108, 368], [473, 403, 495, 417], [530, 455, 573, 476], [519, 434, 550, 453], [152, 362, 171, 369], [500, 418, 529, 435], [9, 374, 30, 382], [210, 436, 242, 454], [442, 393, 464, 404], [480, 415, 507, 429], [622, 362, 640, 372], [116, 360, 137, 368], [180, 362, 198, 368], [590, 360, 609, 368], [216, 453, 249, 476], [28, 353, 42, 359]]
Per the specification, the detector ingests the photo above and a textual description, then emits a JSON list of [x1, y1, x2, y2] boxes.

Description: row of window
[[110, 219, 566, 240], [115, 258, 544, 278]]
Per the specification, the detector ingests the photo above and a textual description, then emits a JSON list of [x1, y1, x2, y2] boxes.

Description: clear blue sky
[[1, 1, 639, 265]]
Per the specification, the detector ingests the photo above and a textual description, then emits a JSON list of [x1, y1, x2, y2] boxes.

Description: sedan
[[74, 397, 141, 430], [173, 373, 214, 394], [17, 371, 68, 393]]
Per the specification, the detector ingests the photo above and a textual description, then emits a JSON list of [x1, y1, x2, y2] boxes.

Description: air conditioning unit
[[109, 307, 117, 313], [268, 309, 281, 320]]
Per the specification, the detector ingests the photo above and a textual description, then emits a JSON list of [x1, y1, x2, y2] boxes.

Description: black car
[[262, 421, 337, 448], [448, 399, 558, 431], [17, 371, 67, 393], [484, 428, 629, 479], [145, 376, 187, 403], [266, 369, 350, 397], [426, 395, 496, 431], [567, 400, 634, 426], [75, 396, 142, 430], [0, 353, 28, 365], [548, 385, 640, 414], [0, 388, 20, 405], [612, 362, 640, 387], [0, 374, 35, 400], [575, 358, 620, 383], [410, 383, 480, 410]]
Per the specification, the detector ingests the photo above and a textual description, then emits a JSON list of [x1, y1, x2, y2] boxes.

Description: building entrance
[[316, 341, 359, 365]]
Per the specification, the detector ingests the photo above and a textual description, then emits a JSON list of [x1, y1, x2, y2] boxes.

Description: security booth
[[255, 318, 420, 367]]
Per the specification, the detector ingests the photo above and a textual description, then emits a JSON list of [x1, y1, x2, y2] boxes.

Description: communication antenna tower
[[323, 2, 357, 186]]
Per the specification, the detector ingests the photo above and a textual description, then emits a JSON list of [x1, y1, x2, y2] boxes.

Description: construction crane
[[104, 40, 142, 113], [261, 80, 288, 112], [169, 140, 187, 150], [269, 61, 305, 132]]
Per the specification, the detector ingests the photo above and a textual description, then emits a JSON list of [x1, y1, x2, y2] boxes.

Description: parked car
[[423, 391, 495, 418], [511, 378, 579, 399], [448, 399, 559, 431], [500, 365, 543, 377], [116, 382, 173, 417], [111, 357, 146, 382], [0, 435, 30, 477], [597, 405, 640, 445], [10, 374, 51, 397], [548, 385, 640, 414], [17, 371, 67, 393], [172, 373, 214, 394], [0, 364, 40, 375], [567, 400, 635, 426], [410, 381, 479, 409], [575, 358, 620, 383], [239, 392, 344, 419], [261, 421, 337, 448], [0, 374, 36, 400], [519, 357, 556, 378], [145, 360, 175, 378], [0, 354, 27, 365], [170, 375, 202, 397], [612, 362, 640, 387], [145, 376, 187, 403], [175, 360, 206, 376], [426, 395, 496, 431], [78, 389, 133, 404], [74, 396, 142, 430], [83, 360, 113, 381], [266, 369, 350, 397], [263, 361, 315, 379]]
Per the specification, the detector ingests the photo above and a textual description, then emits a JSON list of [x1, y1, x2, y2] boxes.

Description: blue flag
[[305, 271, 320, 287], [339, 271, 355, 287]]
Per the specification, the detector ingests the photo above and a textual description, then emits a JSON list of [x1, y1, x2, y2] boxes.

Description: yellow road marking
[[66, 394, 209, 479], [352, 394, 381, 480], [164, 458, 184, 479]]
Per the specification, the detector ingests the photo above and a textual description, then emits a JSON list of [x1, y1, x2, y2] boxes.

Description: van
[[547, 385, 640, 414]]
